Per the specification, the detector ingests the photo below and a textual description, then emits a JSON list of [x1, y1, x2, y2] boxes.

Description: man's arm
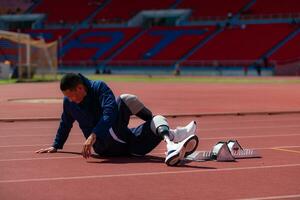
[[36, 99, 74, 153], [82, 132, 96, 158], [82, 82, 117, 158], [92, 82, 117, 138]]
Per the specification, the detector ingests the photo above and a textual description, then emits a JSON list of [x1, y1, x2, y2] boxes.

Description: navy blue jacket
[[53, 74, 118, 149]]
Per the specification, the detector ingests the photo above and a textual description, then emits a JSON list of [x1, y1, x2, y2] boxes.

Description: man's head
[[60, 73, 87, 104]]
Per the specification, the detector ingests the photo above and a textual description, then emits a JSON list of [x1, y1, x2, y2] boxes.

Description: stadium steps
[[82, 0, 112, 24], [24, 0, 42, 14], [60, 27, 81, 46], [261, 26, 300, 60], [169, 0, 184, 9], [176, 27, 224, 65], [234, 0, 256, 18], [61, 0, 112, 45]]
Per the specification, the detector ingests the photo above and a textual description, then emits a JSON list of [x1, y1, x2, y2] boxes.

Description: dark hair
[[60, 73, 83, 91]]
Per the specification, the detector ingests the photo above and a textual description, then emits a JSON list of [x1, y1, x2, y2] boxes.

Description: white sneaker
[[165, 134, 199, 166], [170, 121, 197, 143]]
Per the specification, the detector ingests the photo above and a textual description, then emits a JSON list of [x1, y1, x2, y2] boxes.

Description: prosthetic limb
[[150, 115, 199, 166]]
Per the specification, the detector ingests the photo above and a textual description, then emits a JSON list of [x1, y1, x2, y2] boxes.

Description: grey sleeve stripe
[[109, 128, 126, 144]]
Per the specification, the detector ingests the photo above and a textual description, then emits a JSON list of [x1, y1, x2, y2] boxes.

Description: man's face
[[63, 84, 87, 104]]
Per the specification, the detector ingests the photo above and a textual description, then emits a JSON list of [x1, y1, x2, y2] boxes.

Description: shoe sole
[[165, 135, 199, 166], [184, 135, 199, 157]]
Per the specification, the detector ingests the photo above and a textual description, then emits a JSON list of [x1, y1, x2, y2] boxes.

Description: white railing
[[60, 59, 275, 67], [240, 13, 300, 20]]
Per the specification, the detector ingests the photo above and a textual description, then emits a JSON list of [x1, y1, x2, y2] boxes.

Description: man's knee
[[120, 94, 144, 115]]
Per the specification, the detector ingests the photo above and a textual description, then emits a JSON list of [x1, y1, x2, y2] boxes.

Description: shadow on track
[[57, 150, 216, 169]]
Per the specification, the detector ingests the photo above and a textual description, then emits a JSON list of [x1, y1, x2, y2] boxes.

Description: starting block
[[186, 140, 260, 162]]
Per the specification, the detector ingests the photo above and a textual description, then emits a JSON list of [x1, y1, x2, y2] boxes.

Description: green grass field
[[1, 74, 300, 84]]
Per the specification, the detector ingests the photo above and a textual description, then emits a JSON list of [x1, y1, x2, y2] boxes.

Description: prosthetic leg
[[119, 94, 199, 166], [150, 115, 199, 166]]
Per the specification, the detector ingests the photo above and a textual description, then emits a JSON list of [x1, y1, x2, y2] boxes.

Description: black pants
[[93, 97, 162, 156]]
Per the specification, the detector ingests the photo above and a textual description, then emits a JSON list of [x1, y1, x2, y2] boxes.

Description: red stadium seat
[[93, 0, 176, 23], [242, 0, 300, 18], [176, 0, 249, 20], [185, 24, 296, 65], [111, 26, 215, 66], [61, 27, 141, 63], [269, 32, 300, 63], [32, 0, 101, 24]]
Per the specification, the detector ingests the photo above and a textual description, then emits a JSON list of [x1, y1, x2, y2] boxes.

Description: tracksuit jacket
[[52, 74, 118, 149]]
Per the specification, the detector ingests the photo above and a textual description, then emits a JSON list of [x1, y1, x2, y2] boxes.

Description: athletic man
[[36, 73, 198, 166]]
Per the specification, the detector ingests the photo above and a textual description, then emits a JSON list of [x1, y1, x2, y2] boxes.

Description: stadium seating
[[176, 0, 249, 20], [25, 29, 70, 42], [0, 39, 17, 63], [31, 0, 101, 24], [110, 26, 215, 66], [93, 0, 176, 23], [269, 32, 300, 63], [3, 0, 299, 74], [184, 24, 296, 65], [0, 0, 32, 15], [61, 27, 141, 64], [242, 0, 300, 18]]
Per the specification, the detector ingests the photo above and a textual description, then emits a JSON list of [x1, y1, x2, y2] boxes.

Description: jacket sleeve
[[52, 99, 75, 149], [92, 82, 117, 138]]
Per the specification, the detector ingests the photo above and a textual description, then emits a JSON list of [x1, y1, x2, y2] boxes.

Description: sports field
[[0, 76, 300, 199]]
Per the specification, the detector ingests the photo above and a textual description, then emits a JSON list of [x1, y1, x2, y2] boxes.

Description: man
[[36, 73, 198, 166]]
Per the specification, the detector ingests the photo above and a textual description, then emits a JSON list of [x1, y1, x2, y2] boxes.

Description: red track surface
[[1, 80, 300, 199]]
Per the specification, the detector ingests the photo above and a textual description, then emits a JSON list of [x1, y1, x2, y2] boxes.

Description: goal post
[[0, 30, 57, 80]]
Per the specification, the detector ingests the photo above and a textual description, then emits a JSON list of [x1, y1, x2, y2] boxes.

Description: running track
[[0, 79, 300, 200]]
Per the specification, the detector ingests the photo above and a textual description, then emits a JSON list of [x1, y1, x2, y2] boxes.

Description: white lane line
[[202, 118, 300, 125], [201, 133, 300, 140], [0, 143, 82, 148], [1, 117, 299, 129], [268, 145, 300, 149], [201, 125, 300, 131], [0, 156, 81, 162], [1, 133, 300, 148], [0, 134, 82, 138], [1, 144, 300, 162], [0, 126, 56, 131], [1, 124, 300, 138], [238, 194, 300, 200], [0, 163, 300, 184]]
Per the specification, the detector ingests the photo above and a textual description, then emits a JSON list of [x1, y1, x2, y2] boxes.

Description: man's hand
[[82, 133, 96, 159], [35, 146, 57, 153]]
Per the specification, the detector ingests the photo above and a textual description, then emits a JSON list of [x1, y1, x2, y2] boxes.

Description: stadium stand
[[0, 39, 17, 63], [269, 31, 300, 63], [241, 0, 300, 19], [31, 0, 101, 24], [0, 0, 32, 15], [1, 0, 300, 75], [25, 29, 70, 42], [92, 0, 176, 24], [61, 27, 141, 65], [176, 0, 250, 20], [110, 26, 215, 66], [184, 24, 297, 65]]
